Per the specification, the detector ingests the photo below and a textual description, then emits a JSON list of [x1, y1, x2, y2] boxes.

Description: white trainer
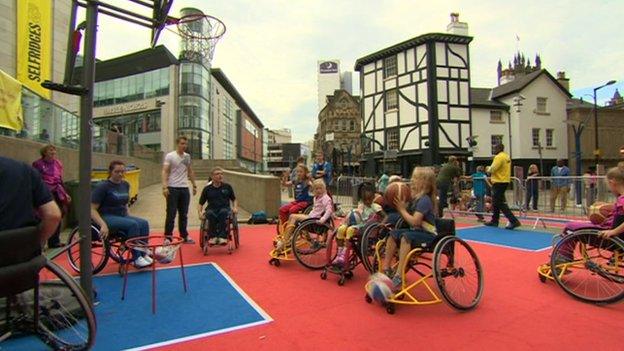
[[143, 254, 153, 265], [134, 256, 151, 268], [208, 237, 218, 245]]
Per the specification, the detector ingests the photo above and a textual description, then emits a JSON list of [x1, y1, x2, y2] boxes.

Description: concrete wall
[[0, 135, 162, 187], [222, 169, 280, 218]]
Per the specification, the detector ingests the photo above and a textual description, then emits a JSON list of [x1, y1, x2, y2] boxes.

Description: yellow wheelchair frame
[[367, 226, 483, 314], [269, 219, 333, 269]]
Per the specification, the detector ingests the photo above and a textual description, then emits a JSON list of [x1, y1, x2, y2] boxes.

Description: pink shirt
[[32, 158, 69, 202], [308, 193, 333, 223]]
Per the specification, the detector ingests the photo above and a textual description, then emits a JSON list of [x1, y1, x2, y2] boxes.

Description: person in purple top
[[32, 145, 71, 248]]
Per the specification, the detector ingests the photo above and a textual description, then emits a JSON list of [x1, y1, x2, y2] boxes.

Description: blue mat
[[3, 263, 271, 351], [457, 226, 553, 251]]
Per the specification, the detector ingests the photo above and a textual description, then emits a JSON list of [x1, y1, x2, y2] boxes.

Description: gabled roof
[[470, 87, 509, 110], [354, 33, 472, 71], [318, 89, 361, 117], [211, 68, 264, 128], [491, 69, 572, 99]]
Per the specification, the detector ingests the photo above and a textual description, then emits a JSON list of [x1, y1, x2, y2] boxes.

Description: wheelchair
[[66, 223, 132, 275], [1, 226, 96, 350], [275, 203, 313, 236], [269, 217, 334, 269], [199, 212, 240, 255], [366, 218, 483, 314], [537, 229, 624, 304]]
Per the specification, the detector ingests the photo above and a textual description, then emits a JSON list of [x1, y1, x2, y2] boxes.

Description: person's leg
[[550, 186, 558, 212], [561, 186, 569, 212], [47, 196, 63, 247], [216, 207, 230, 239], [489, 184, 503, 224], [475, 195, 485, 221], [164, 188, 179, 238], [102, 215, 142, 260], [533, 185, 539, 210], [279, 202, 294, 224], [382, 232, 399, 274], [333, 224, 348, 265], [438, 184, 449, 218], [125, 215, 150, 236], [206, 209, 218, 244], [289, 201, 309, 215], [177, 188, 191, 239]]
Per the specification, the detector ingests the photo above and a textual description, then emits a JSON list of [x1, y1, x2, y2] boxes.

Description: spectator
[[377, 171, 389, 193], [583, 166, 597, 208], [39, 128, 50, 142], [550, 159, 571, 213], [32, 145, 71, 248], [484, 144, 521, 230], [311, 152, 333, 189], [436, 156, 461, 218], [471, 165, 488, 222], [290, 156, 306, 182], [525, 164, 540, 211], [0, 156, 61, 242]]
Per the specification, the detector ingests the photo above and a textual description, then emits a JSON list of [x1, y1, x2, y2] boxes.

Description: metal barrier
[[333, 176, 376, 210]]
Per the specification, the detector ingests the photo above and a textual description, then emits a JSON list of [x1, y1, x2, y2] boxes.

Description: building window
[[350, 120, 355, 131], [536, 97, 548, 113], [490, 110, 503, 123], [532, 128, 540, 147], [387, 128, 400, 150], [384, 89, 398, 111], [491, 134, 503, 154], [383, 56, 397, 78], [546, 129, 554, 147]]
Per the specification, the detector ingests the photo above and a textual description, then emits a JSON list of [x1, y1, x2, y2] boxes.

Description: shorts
[[390, 228, 436, 248]]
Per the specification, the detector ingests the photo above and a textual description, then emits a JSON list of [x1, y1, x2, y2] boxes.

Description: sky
[[85, 0, 624, 142]]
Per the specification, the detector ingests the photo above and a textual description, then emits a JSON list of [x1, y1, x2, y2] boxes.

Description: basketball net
[[165, 14, 226, 63]]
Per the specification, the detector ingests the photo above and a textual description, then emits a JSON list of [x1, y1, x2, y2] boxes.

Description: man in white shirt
[[162, 136, 197, 243]]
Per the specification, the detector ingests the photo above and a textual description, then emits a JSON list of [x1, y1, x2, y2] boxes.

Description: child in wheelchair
[[382, 167, 438, 289], [598, 166, 624, 239], [275, 179, 333, 254], [197, 167, 238, 246], [278, 164, 312, 234], [332, 182, 383, 267]]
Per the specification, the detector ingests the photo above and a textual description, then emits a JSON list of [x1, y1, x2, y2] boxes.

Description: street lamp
[[564, 117, 589, 205], [593, 80, 617, 163]]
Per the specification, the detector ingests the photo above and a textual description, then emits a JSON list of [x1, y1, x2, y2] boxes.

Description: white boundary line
[[94, 262, 273, 351]]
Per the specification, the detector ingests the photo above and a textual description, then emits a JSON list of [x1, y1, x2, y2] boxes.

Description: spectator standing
[[471, 165, 488, 222], [32, 145, 71, 248], [583, 166, 597, 208], [525, 164, 540, 211], [311, 152, 333, 190], [484, 144, 521, 230], [436, 156, 461, 218], [550, 159, 571, 213], [377, 171, 390, 193]]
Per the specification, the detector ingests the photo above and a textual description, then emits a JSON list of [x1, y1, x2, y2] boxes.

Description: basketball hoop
[[163, 13, 226, 62]]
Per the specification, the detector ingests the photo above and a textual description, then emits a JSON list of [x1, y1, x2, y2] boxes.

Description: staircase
[[193, 159, 251, 180]]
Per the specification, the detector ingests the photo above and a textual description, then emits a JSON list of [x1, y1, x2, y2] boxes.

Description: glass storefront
[[94, 110, 162, 149], [178, 61, 212, 159], [93, 67, 170, 107]]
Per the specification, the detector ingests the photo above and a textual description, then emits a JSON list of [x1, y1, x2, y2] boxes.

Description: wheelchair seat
[[421, 218, 456, 251], [0, 226, 45, 298]]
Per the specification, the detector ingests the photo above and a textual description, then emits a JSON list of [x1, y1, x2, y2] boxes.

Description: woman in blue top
[[91, 160, 152, 268], [471, 165, 489, 222]]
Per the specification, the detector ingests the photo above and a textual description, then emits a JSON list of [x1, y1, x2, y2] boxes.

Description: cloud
[[83, 0, 623, 142]]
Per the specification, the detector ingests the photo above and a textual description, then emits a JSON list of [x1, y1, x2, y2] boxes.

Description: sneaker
[[183, 237, 196, 244], [483, 221, 499, 227], [383, 269, 395, 279], [505, 221, 521, 230], [476, 217, 485, 223], [134, 256, 151, 269], [208, 237, 218, 245], [143, 255, 153, 265], [391, 275, 402, 291], [217, 237, 228, 245], [332, 248, 345, 267]]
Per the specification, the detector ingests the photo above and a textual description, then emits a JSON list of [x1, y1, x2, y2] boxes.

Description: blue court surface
[[457, 226, 554, 251], [2, 263, 271, 351]]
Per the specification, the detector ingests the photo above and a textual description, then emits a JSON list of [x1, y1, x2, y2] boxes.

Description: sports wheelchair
[[1, 226, 96, 350], [269, 217, 334, 268], [66, 223, 132, 275], [367, 218, 483, 314], [537, 228, 624, 304], [199, 212, 240, 255]]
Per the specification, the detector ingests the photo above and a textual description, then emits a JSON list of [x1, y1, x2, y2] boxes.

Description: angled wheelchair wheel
[[292, 220, 335, 270], [232, 215, 240, 249], [66, 224, 109, 275], [360, 223, 385, 273], [9, 260, 97, 350], [433, 236, 483, 311], [550, 230, 624, 304], [105, 236, 130, 265]]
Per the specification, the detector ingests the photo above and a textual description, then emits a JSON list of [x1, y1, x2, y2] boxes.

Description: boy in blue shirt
[[472, 166, 488, 222]]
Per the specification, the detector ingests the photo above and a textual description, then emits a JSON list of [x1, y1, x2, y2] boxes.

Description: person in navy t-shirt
[[278, 164, 312, 233], [197, 167, 238, 245]]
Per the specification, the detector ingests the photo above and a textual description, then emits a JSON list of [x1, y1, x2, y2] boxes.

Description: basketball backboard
[[151, 0, 174, 47]]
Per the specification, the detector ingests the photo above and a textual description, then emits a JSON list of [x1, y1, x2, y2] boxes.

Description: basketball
[[374, 193, 385, 207], [588, 202, 615, 224], [384, 182, 412, 209], [153, 245, 177, 264], [365, 273, 393, 304]]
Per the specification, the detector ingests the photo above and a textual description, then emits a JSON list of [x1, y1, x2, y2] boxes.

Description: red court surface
[[57, 223, 623, 350]]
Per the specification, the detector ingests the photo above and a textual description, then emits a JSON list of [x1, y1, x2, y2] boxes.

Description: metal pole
[[78, 1, 98, 304], [574, 126, 583, 205], [63, 0, 78, 85], [593, 88, 599, 164]]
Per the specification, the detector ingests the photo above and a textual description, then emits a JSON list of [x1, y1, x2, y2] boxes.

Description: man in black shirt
[[197, 167, 238, 245], [0, 156, 61, 242]]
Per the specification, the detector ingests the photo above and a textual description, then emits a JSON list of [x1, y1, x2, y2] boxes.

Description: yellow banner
[[17, 0, 52, 99], [0, 70, 24, 131]]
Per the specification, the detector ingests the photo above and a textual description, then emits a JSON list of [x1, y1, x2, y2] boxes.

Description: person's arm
[[325, 162, 333, 181], [162, 156, 171, 198], [188, 160, 197, 195], [489, 155, 502, 175], [229, 185, 238, 214], [197, 188, 206, 219], [318, 196, 333, 223], [394, 198, 425, 228], [601, 221, 624, 238], [90, 203, 109, 239], [38, 201, 61, 243]]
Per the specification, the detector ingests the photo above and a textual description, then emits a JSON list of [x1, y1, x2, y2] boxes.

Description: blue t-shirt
[[472, 172, 487, 197], [293, 180, 312, 203], [408, 195, 436, 228], [312, 161, 333, 186], [92, 180, 130, 217], [199, 183, 236, 210]]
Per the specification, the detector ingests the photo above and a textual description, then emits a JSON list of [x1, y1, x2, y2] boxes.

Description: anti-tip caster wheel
[[320, 270, 328, 280], [538, 272, 547, 283], [385, 303, 396, 315], [274, 259, 281, 267], [338, 276, 346, 286], [365, 294, 372, 304], [345, 271, 354, 279]]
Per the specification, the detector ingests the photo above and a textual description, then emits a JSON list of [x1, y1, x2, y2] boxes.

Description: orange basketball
[[588, 202, 615, 224], [373, 193, 385, 207], [384, 182, 412, 209]]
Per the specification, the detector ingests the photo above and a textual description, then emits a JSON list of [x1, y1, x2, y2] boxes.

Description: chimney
[[446, 12, 469, 36], [556, 71, 570, 91]]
